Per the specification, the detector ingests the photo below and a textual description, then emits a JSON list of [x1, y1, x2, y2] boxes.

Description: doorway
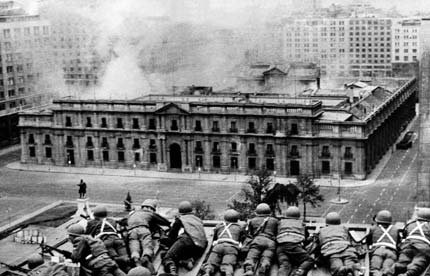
[[169, 143, 182, 169]]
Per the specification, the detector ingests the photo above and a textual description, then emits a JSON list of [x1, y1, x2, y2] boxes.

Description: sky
[[323, 0, 430, 14]]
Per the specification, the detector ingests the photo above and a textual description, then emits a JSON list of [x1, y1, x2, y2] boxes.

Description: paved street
[[0, 119, 420, 224]]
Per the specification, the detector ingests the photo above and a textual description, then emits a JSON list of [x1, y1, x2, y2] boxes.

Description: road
[[0, 120, 420, 224]]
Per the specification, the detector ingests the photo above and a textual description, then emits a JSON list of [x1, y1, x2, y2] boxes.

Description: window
[[248, 143, 256, 154], [117, 138, 125, 149], [290, 160, 300, 176], [29, 146, 35, 157], [86, 117, 92, 127], [118, 151, 125, 162], [322, 161, 330, 174], [44, 134, 51, 145], [133, 138, 140, 149], [86, 137, 94, 147], [195, 141, 203, 153], [231, 142, 237, 152], [195, 155, 203, 168], [101, 137, 109, 148], [116, 118, 123, 128], [66, 136, 73, 147], [150, 153, 157, 164], [134, 152, 140, 162], [194, 120, 202, 131], [132, 118, 139, 129], [266, 122, 274, 134], [28, 134, 35, 144], [266, 144, 274, 155], [322, 146, 330, 157], [345, 162, 353, 175], [87, 150, 94, 161], [266, 159, 275, 170], [45, 147, 52, 158], [101, 117, 107, 128], [171, 119, 178, 131], [212, 142, 220, 153], [230, 121, 238, 132], [290, 123, 298, 135], [290, 145, 299, 157], [247, 122, 256, 133], [103, 150, 109, 162], [65, 116, 72, 127], [344, 147, 353, 158], [213, 156, 221, 168], [231, 157, 238, 169], [149, 118, 156, 130], [149, 139, 157, 150], [212, 121, 220, 132], [248, 158, 256, 170]]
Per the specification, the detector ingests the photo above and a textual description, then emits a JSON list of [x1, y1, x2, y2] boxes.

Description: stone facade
[[19, 78, 417, 180]]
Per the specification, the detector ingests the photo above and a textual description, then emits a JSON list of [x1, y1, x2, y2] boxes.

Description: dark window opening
[[322, 146, 331, 157], [44, 134, 51, 145], [101, 118, 107, 128], [132, 118, 139, 129], [248, 157, 256, 170], [66, 136, 73, 147], [266, 122, 274, 134], [117, 138, 125, 149], [231, 157, 238, 169], [149, 118, 156, 130], [247, 122, 256, 133], [45, 147, 52, 158], [150, 153, 157, 164], [29, 146, 35, 157], [290, 145, 299, 157], [266, 144, 274, 155], [231, 142, 237, 152], [248, 143, 256, 155], [195, 155, 203, 168], [212, 142, 220, 153], [194, 120, 202, 131], [86, 136, 94, 147], [149, 139, 157, 150], [28, 133, 35, 144], [134, 152, 140, 162], [102, 150, 109, 162], [291, 123, 298, 135], [86, 117, 92, 127], [118, 151, 125, 162], [344, 147, 353, 158], [171, 120, 178, 131], [116, 118, 123, 128], [65, 116, 72, 127], [290, 160, 300, 176], [101, 137, 109, 149], [87, 150, 94, 161], [212, 121, 220, 132], [266, 158, 275, 170], [195, 141, 203, 153], [132, 138, 140, 149], [230, 121, 238, 132], [322, 161, 330, 174], [345, 162, 353, 175]]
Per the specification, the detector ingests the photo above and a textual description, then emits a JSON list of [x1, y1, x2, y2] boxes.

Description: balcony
[[149, 144, 157, 151], [65, 142, 74, 148], [265, 128, 276, 134], [194, 147, 204, 154], [246, 128, 256, 134], [211, 148, 221, 154], [194, 126, 202, 132], [229, 128, 238, 133], [320, 152, 331, 158], [344, 153, 354, 159], [132, 143, 141, 150], [230, 149, 239, 155], [212, 127, 220, 132], [101, 142, 109, 149], [265, 150, 275, 157], [288, 151, 300, 158], [86, 142, 94, 148], [247, 150, 257, 156]]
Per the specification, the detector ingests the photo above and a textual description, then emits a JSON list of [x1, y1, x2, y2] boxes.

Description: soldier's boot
[[258, 260, 271, 276], [180, 258, 195, 271], [278, 261, 292, 276], [243, 264, 254, 276], [142, 255, 156, 275]]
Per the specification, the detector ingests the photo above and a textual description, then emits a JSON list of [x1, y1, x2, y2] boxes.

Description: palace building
[[18, 78, 417, 180]]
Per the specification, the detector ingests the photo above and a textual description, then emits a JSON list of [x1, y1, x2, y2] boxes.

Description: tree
[[191, 200, 215, 220], [124, 191, 133, 211], [295, 174, 324, 222]]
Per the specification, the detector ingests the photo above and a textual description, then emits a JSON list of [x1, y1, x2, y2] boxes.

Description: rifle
[[0, 261, 29, 274], [40, 242, 72, 259]]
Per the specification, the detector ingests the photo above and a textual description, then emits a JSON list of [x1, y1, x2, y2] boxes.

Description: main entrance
[[169, 143, 182, 169]]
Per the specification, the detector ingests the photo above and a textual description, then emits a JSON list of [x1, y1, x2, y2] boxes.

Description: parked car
[[397, 131, 414, 149]]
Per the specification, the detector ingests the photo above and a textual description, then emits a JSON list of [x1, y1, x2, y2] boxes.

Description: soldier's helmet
[[325, 212, 341, 225], [224, 209, 240, 223], [127, 267, 151, 276], [67, 223, 85, 236], [285, 206, 300, 219], [93, 205, 108, 218], [417, 207, 430, 221], [27, 253, 44, 269], [178, 201, 193, 215], [375, 210, 392, 224], [255, 203, 271, 215], [141, 199, 157, 211]]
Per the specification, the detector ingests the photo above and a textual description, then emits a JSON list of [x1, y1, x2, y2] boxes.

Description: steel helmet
[[27, 253, 44, 269], [255, 203, 271, 215], [326, 212, 341, 225], [93, 205, 108, 218], [178, 201, 193, 214], [224, 209, 240, 222], [285, 206, 300, 219], [67, 223, 85, 236], [417, 207, 430, 221], [127, 267, 151, 276], [375, 210, 392, 224], [141, 199, 156, 211]]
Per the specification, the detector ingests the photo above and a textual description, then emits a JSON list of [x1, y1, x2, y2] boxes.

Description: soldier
[[203, 209, 246, 276], [243, 203, 278, 276], [86, 205, 131, 272], [367, 210, 400, 276], [276, 206, 314, 276], [67, 223, 126, 276], [385, 207, 430, 276], [127, 199, 170, 272], [316, 212, 361, 276], [162, 201, 208, 276]]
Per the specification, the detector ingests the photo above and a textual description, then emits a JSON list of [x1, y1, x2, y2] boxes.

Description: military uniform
[[163, 213, 208, 274], [205, 219, 246, 276], [368, 224, 400, 276], [318, 224, 359, 276], [276, 217, 314, 276], [389, 219, 430, 276], [86, 217, 130, 270], [127, 208, 170, 262], [243, 215, 278, 273], [71, 235, 126, 276]]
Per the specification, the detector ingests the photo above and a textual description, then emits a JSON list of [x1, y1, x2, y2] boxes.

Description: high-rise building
[[0, 2, 52, 147]]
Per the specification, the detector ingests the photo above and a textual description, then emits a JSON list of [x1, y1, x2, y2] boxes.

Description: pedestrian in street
[[77, 179, 87, 199]]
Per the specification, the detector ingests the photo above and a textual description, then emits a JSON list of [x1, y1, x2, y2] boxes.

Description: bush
[[191, 200, 215, 220]]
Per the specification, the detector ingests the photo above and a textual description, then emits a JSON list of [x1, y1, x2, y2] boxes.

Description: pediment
[[155, 103, 189, 115]]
